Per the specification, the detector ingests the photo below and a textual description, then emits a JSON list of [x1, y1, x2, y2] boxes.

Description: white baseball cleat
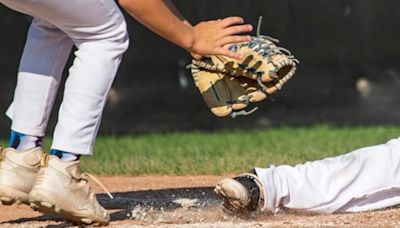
[[29, 154, 112, 226], [0, 147, 43, 205], [214, 170, 264, 212]]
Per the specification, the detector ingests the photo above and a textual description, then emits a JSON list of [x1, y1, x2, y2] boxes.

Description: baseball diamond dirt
[[1, 175, 400, 227]]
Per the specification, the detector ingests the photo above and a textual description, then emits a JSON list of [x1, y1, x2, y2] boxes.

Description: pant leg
[[5, 18, 73, 137], [255, 137, 400, 213], [3, 0, 129, 154], [52, 37, 128, 154], [47, 0, 129, 154]]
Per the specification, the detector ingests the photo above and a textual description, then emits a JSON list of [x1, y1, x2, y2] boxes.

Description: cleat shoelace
[[81, 173, 114, 199]]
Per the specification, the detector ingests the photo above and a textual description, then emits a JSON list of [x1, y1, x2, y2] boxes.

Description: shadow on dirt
[[1, 186, 225, 225], [101, 186, 222, 222]]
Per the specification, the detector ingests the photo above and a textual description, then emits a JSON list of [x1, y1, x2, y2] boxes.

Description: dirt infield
[[1, 175, 400, 227]]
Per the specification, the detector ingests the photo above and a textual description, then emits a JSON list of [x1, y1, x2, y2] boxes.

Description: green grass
[[1, 125, 400, 175]]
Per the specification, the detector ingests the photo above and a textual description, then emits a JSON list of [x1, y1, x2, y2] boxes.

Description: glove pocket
[[192, 70, 233, 117]]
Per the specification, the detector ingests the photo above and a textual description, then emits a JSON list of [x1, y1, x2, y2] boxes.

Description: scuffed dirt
[[1, 175, 400, 227]]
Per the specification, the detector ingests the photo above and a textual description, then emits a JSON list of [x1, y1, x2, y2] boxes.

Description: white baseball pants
[[255, 137, 400, 213], [1, 0, 129, 154]]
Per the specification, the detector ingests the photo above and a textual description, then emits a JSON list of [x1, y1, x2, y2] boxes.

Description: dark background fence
[[1, 0, 400, 137]]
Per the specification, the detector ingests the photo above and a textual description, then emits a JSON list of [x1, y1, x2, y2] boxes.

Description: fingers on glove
[[215, 47, 244, 60], [218, 16, 246, 28], [222, 25, 253, 37], [216, 35, 251, 48]]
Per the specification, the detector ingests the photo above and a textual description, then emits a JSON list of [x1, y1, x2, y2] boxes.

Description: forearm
[[119, 0, 194, 51], [119, 0, 252, 59]]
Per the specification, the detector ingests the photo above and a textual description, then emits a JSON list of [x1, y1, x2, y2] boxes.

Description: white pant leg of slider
[[2, 0, 129, 154], [255, 137, 400, 213]]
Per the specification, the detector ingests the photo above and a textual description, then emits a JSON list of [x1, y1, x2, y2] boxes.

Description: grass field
[[1, 125, 400, 175]]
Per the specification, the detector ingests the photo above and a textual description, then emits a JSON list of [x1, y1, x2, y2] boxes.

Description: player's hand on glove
[[190, 17, 299, 118], [190, 16, 253, 60]]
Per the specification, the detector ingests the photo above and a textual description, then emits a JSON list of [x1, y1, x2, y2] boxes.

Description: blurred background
[[1, 0, 400, 138]]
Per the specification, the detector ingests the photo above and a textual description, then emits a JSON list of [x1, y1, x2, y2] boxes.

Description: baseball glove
[[190, 17, 299, 118]]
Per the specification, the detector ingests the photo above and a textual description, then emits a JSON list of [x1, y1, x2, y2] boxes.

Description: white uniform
[[1, 0, 129, 154], [255, 137, 400, 213]]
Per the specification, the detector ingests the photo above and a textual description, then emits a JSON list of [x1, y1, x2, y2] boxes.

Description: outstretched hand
[[190, 17, 253, 60]]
